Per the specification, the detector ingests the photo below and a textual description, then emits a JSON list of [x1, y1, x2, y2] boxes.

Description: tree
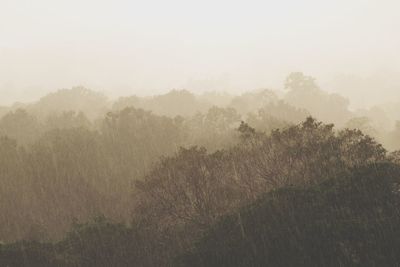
[[134, 147, 239, 231], [230, 117, 385, 195], [184, 106, 242, 150], [60, 216, 138, 267], [345, 116, 379, 138], [180, 163, 400, 267], [0, 109, 42, 145], [30, 87, 108, 120], [229, 89, 278, 115], [284, 72, 319, 92], [284, 72, 351, 126], [245, 100, 309, 133], [100, 107, 184, 181], [45, 111, 91, 130]]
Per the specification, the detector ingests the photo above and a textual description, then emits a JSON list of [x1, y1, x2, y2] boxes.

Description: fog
[[1, 0, 399, 107], [3, 1, 400, 266]]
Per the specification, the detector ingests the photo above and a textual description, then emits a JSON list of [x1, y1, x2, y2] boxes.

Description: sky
[[0, 0, 399, 107]]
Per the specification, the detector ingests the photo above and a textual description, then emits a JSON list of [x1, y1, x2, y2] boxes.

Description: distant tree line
[[1, 73, 400, 266]]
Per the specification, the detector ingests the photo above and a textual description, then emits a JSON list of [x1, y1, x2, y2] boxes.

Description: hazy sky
[[1, 0, 399, 106]]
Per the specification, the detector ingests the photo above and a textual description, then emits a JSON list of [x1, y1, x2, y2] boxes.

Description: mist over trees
[[1, 73, 400, 266]]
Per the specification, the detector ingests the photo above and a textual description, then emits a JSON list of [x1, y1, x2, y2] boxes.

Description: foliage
[[284, 72, 352, 126], [180, 163, 400, 267], [0, 84, 399, 266]]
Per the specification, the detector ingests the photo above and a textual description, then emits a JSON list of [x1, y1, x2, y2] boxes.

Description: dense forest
[[1, 72, 400, 266]]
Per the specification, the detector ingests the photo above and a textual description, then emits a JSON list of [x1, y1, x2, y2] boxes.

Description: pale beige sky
[[0, 0, 399, 106]]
